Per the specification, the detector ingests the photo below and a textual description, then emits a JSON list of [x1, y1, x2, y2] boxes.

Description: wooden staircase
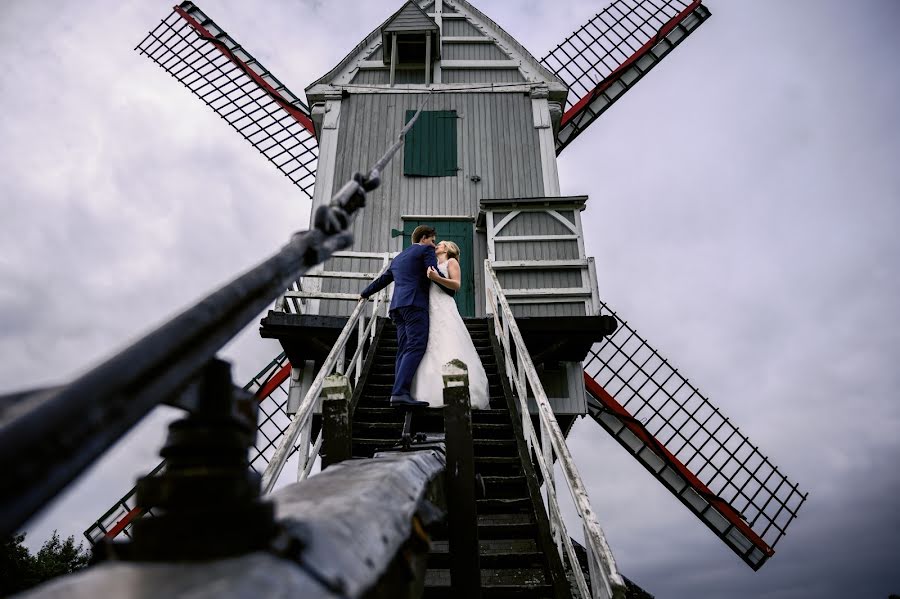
[[349, 318, 571, 599]]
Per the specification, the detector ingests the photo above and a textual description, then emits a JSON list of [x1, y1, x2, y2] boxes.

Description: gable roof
[[306, 0, 567, 101], [383, 1, 438, 34], [450, 0, 563, 88], [381, 1, 440, 65]]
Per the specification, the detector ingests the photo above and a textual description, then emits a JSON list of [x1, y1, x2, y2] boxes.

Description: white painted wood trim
[[441, 60, 519, 69], [573, 205, 589, 263], [401, 214, 475, 221], [490, 259, 588, 269], [564, 361, 588, 414], [310, 83, 543, 95], [486, 212, 496, 261], [547, 209, 577, 233], [442, 36, 494, 43], [429, 12, 466, 18], [282, 291, 365, 301], [493, 234, 579, 242], [531, 96, 550, 129], [533, 96, 561, 197], [304, 271, 383, 280], [331, 37, 384, 86], [333, 250, 397, 259], [389, 33, 397, 86], [503, 287, 592, 297], [483, 261, 627, 599], [505, 296, 587, 305], [306, 98, 343, 315], [492, 210, 521, 235], [434, 0, 442, 83], [587, 256, 601, 315], [425, 32, 431, 83]]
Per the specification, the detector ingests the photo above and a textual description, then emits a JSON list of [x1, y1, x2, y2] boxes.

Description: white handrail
[[485, 261, 625, 599], [261, 261, 391, 494]]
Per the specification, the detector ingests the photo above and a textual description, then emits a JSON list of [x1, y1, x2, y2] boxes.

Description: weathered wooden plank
[[442, 362, 481, 597], [321, 375, 352, 469], [273, 447, 446, 598]]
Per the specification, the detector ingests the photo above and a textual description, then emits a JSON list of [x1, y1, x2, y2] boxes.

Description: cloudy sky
[[2, 1, 898, 597]]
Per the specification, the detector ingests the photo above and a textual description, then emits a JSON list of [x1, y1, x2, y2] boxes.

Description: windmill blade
[[137, 2, 317, 198], [542, 0, 711, 155], [582, 299, 807, 570]]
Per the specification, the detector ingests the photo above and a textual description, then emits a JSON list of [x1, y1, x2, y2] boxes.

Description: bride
[[411, 240, 490, 409]]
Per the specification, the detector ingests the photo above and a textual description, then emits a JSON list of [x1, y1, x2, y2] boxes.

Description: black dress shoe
[[390, 395, 429, 408]]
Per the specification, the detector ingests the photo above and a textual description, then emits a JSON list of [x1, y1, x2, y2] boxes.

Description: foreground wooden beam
[[20, 448, 446, 599]]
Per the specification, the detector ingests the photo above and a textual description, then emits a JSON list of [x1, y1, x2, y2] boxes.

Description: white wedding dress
[[411, 260, 490, 409]]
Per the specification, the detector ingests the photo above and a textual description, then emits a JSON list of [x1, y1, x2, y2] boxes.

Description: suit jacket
[[361, 243, 438, 311]]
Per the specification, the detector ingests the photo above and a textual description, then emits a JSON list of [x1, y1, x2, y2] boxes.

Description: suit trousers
[[390, 306, 429, 397]]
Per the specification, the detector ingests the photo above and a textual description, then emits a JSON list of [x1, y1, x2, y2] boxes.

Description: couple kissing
[[360, 225, 489, 409]]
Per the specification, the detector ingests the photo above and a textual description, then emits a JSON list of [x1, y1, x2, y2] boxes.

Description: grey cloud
[[2, 1, 899, 597]]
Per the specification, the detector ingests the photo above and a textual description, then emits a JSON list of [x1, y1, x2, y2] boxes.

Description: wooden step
[[352, 421, 513, 439], [475, 456, 523, 476], [352, 407, 511, 424], [427, 539, 542, 569], [476, 514, 537, 540], [430, 514, 537, 540], [353, 438, 517, 457], [481, 475, 528, 498], [423, 568, 551, 598], [477, 497, 532, 514]]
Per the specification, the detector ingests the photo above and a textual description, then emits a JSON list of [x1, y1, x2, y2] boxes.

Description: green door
[[402, 219, 475, 317]]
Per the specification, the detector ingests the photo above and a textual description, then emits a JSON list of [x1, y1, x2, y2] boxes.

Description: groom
[[360, 225, 438, 408]]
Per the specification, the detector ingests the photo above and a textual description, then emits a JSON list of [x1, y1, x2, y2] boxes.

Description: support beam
[[321, 374, 352, 469], [425, 32, 432, 84], [390, 33, 397, 87], [442, 361, 481, 598]]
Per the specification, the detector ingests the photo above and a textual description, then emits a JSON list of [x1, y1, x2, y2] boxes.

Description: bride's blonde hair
[[442, 240, 460, 261]]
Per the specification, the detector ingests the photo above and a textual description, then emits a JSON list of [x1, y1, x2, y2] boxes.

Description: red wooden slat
[[561, 0, 703, 127], [173, 5, 316, 136]]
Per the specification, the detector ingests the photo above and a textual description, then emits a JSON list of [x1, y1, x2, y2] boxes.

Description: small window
[[396, 34, 427, 64], [403, 110, 458, 177]]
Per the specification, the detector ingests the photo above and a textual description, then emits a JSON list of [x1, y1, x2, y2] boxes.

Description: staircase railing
[[485, 261, 626, 599], [260, 261, 391, 493]]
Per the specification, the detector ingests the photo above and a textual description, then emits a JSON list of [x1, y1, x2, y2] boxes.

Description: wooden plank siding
[[366, 45, 383, 61], [483, 200, 599, 318], [351, 69, 426, 85], [441, 69, 524, 84], [442, 42, 509, 61], [442, 18, 484, 36], [313, 92, 544, 317]]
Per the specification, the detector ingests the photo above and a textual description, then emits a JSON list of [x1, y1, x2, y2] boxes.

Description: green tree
[[1, 531, 90, 596]]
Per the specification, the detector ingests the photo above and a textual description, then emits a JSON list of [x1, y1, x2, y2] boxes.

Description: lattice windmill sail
[[542, 0, 711, 154], [583, 302, 806, 570], [136, 2, 318, 198], [87, 0, 807, 589]]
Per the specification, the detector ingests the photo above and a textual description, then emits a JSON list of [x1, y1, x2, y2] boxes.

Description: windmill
[[84, 0, 807, 594]]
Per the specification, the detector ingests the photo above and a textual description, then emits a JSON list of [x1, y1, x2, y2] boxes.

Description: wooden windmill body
[[85, 1, 808, 594]]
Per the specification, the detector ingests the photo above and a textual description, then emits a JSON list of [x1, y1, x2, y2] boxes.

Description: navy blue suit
[[361, 243, 438, 398]]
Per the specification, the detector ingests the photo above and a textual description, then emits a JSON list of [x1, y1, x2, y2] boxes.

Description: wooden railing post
[[321, 374, 352, 470], [442, 359, 481, 598]]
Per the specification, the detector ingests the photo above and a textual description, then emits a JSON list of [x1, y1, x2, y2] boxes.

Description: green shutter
[[403, 110, 458, 177]]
